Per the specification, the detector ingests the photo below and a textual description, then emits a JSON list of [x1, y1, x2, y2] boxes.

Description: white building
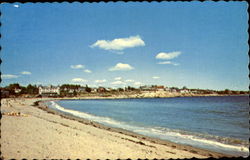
[[78, 87, 87, 93], [14, 88, 22, 93], [39, 85, 60, 96], [180, 89, 189, 93], [92, 88, 98, 92], [165, 87, 170, 92]]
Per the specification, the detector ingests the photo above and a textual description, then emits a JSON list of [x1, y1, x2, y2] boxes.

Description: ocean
[[46, 96, 249, 156]]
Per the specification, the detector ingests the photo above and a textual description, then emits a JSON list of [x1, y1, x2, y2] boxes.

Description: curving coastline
[[1, 97, 234, 159], [36, 98, 232, 158]]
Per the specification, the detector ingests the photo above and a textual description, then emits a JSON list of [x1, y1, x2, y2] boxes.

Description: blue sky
[[1, 2, 248, 90]]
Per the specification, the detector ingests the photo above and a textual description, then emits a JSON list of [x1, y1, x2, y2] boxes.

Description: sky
[[0, 2, 249, 90]]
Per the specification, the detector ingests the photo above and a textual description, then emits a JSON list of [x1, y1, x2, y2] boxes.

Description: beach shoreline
[[37, 98, 233, 157], [1, 97, 233, 159]]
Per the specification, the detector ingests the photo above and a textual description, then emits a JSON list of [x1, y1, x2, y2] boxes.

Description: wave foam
[[48, 101, 249, 156], [49, 101, 132, 128]]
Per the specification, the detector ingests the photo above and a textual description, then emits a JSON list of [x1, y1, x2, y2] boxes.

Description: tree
[[60, 84, 80, 90], [118, 88, 124, 92], [5, 83, 21, 95], [182, 86, 188, 90], [127, 86, 136, 91], [20, 86, 28, 94], [6, 83, 21, 90], [85, 86, 91, 93], [240, 91, 248, 94], [26, 84, 39, 94], [224, 89, 230, 94]]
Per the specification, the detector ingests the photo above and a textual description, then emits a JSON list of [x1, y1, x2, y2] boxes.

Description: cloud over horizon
[[84, 69, 92, 73], [114, 77, 122, 81], [156, 51, 181, 66], [109, 63, 134, 71], [95, 79, 107, 83], [111, 81, 126, 85], [90, 35, 145, 51], [156, 51, 181, 60], [152, 76, 160, 79], [134, 81, 143, 86], [125, 79, 134, 83], [2, 74, 19, 79], [21, 71, 32, 75], [70, 64, 84, 69], [158, 61, 179, 66], [71, 78, 87, 83]]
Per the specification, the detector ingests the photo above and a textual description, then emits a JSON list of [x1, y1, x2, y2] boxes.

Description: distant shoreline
[[29, 92, 249, 101]]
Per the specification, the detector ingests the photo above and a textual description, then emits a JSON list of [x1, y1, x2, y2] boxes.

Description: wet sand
[[1, 98, 231, 159]]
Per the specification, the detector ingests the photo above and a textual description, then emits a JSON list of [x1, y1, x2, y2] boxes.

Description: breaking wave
[[48, 101, 249, 157]]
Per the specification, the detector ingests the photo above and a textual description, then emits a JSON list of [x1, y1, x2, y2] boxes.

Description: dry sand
[[1, 98, 229, 159]]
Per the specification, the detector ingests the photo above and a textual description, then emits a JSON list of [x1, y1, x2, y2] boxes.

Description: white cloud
[[70, 64, 84, 69], [152, 76, 160, 79], [95, 79, 107, 83], [134, 82, 143, 86], [114, 77, 122, 80], [21, 71, 31, 75], [111, 51, 124, 55], [109, 63, 134, 71], [158, 61, 179, 66], [1, 74, 19, 79], [13, 4, 19, 8], [71, 78, 87, 83], [125, 79, 134, 83], [90, 35, 145, 51], [111, 81, 126, 85], [84, 69, 92, 73], [156, 51, 181, 60], [158, 61, 172, 64]]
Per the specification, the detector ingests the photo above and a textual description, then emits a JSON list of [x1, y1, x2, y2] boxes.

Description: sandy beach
[[1, 98, 230, 159]]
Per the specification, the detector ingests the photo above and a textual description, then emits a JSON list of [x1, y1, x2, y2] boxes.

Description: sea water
[[47, 96, 249, 156]]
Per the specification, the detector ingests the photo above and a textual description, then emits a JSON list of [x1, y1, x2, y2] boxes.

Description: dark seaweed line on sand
[[33, 100, 233, 158]]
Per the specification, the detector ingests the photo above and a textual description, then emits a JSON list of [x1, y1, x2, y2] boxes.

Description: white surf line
[[50, 101, 249, 154]]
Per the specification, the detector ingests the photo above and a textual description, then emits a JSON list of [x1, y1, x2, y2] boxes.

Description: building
[[180, 89, 189, 93], [39, 85, 60, 97], [92, 87, 98, 92], [165, 87, 170, 92], [78, 87, 87, 93], [154, 85, 165, 91], [106, 88, 113, 92], [140, 85, 165, 91], [170, 88, 177, 93], [140, 85, 153, 91], [14, 88, 22, 93], [190, 90, 199, 94], [97, 87, 106, 92]]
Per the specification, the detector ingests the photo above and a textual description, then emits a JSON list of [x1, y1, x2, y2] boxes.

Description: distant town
[[1, 83, 248, 99]]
